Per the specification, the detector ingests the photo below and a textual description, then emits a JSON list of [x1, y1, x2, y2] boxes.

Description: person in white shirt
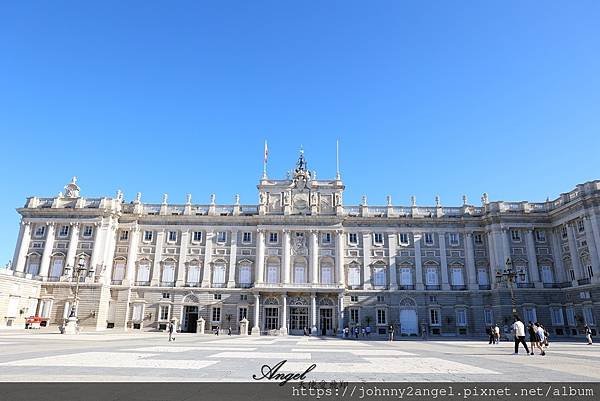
[[534, 323, 546, 356], [584, 325, 593, 345], [512, 317, 530, 354], [494, 325, 500, 343]]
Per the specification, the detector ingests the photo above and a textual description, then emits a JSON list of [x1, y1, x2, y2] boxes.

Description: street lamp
[[495, 257, 526, 315], [63, 255, 94, 334]]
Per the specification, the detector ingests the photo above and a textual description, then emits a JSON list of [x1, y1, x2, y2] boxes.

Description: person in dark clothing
[[527, 321, 538, 355], [488, 326, 495, 344]]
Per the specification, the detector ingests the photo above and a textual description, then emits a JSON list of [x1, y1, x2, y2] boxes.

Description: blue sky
[[1, 1, 599, 263]]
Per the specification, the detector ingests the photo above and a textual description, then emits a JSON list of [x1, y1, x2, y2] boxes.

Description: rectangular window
[[348, 267, 360, 286], [484, 309, 493, 326], [399, 233, 409, 245], [373, 233, 384, 245], [477, 268, 489, 285], [239, 265, 251, 284], [566, 307, 576, 326], [348, 233, 358, 244], [267, 265, 279, 283], [59, 225, 70, 237], [376, 295, 384, 302], [569, 269, 575, 281], [238, 307, 248, 321], [587, 265, 594, 278], [474, 234, 483, 244], [535, 230, 546, 242], [373, 267, 386, 286], [322, 232, 332, 244], [449, 233, 459, 245], [511, 230, 521, 241], [162, 292, 170, 299], [34, 226, 46, 237], [561, 226, 568, 238], [376, 309, 387, 325], [6, 296, 20, 318], [83, 226, 93, 237], [424, 233, 433, 245], [242, 232, 252, 243], [168, 231, 177, 242], [112, 262, 125, 281], [240, 294, 248, 301], [217, 231, 227, 243], [350, 295, 359, 302], [426, 268, 438, 285], [350, 309, 359, 324], [132, 304, 144, 321], [578, 220, 585, 232], [212, 307, 221, 322], [451, 268, 464, 286], [321, 266, 333, 284], [214, 293, 222, 300], [159, 305, 170, 321], [193, 231, 202, 242], [523, 307, 537, 323], [456, 309, 467, 327], [269, 232, 278, 243], [144, 231, 153, 242], [550, 308, 564, 326], [400, 268, 412, 285], [429, 309, 440, 326], [541, 266, 553, 283], [583, 307, 595, 326], [119, 230, 129, 241]]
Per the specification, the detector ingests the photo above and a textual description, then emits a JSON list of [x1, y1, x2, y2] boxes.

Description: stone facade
[[2, 153, 600, 337]]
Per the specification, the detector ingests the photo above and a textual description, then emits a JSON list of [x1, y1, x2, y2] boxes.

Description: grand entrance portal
[[289, 306, 309, 335], [182, 305, 198, 333], [264, 307, 279, 331], [319, 308, 333, 336], [400, 309, 418, 335]]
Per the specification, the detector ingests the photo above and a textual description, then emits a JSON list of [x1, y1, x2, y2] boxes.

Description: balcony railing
[[578, 278, 591, 286], [185, 282, 201, 287], [160, 281, 175, 287], [543, 283, 560, 288], [211, 283, 226, 288], [47, 276, 61, 282], [237, 283, 253, 288], [451, 285, 467, 291], [111, 280, 123, 285], [478, 284, 491, 290], [425, 285, 440, 291], [135, 281, 150, 286], [398, 285, 415, 290], [256, 283, 341, 289], [516, 283, 535, 288]]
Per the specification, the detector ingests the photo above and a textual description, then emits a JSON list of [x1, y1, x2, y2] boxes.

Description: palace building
[[1, 151, 599, 337]]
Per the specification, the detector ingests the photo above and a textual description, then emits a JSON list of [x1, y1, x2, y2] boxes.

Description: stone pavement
[[0, 331, 598, 382]]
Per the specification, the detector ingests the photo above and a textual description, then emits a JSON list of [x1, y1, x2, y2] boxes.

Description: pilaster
[[362, 232, 372, 289], [438, 232, 450, 290], [525, 228, 542, 288], [39, 222, 56, 278], [310, 230, 319, 284], [14, 221, 31, 272], [151, 230, 165, 286], [336, 230, 345, 286], [176, 230, 190, 286], [414, 233, 424, 290], [283, 230, 291, 284], [387, 233, 397, 290], [124, 225, 140, 285], [227, 230, 238, 288], [464, 232, 478, 290], [201, 231, 214, 287]]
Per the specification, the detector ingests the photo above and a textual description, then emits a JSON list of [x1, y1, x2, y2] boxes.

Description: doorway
[[289, 306, 309, 335], [319, 308, 333, 336], [264, 307, 279, 331], [400, 309, 418, 335], [183, 305, 199, 333]]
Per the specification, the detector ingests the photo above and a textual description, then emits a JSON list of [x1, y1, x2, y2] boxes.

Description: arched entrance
[[181, 294, 200, 333], [288, 296, 309, 335], [399, 297, 418, 336]]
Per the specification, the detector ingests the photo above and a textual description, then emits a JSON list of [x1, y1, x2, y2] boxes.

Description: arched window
[[26, 254, 41, 276]]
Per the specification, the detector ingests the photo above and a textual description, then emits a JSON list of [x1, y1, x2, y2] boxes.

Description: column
[[501, 228, 511, 267], [486, 229, 497, 285], [255, 229, 265, 284], [362, 232, 372, 289], [251, 294, 260, 335], [337, 293, 345, 336], [176, 230, 190, 286], [549, 228, 567, 284], [387, 233, 398, 290], [414, 233, 424, 290], [65, 223, 80, 273], [13, 221, 31, 273], [227, 230, 238, 288], [464, 232, 478, 290], [336, 230, 345, 286], [151, 230, 165, 285], [39, 223, 56, 278], [282, 230, 291, 284], [101, 220, 118, 284], [280, 293, 288, 335], [567, 223, 583, 282], [438, 232, 449, 290], [90, 222, 106, 278], [525, 229, 542, 288], [124, 226, 140, 285], [583, 215, 600, 283], [310, 230, 319, 284], [311, 293, 317, 334], [201, 231, 214, 287]]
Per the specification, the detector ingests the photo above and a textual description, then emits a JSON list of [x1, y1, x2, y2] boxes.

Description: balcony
[[516, 283, 535, 289], [451, 285, 467, 291], [135, 281, 150, 286], [425, 285, 441, 291], [111, 280, 123, 285], [185, 282, 201, 287], [256, 283, 342, 289], [478, 284, 491, 290], [237, 283, 253, 288], [47, 276, 61, 282], [160, 281, 175, 287], [211, 283, 226, 288], [578, 278, 591, 286], [543, 283, 560, 289], [398, 285, 415, 290]]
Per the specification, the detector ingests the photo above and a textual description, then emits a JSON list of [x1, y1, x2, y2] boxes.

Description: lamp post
[[495, 257, 526, 316], [63, 255, 94, 334]]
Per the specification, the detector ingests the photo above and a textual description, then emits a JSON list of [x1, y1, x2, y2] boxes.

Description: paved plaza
[[0, 331, 598, 382]]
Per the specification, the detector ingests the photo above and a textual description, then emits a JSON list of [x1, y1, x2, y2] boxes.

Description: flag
[[264, 141, 269, 164]]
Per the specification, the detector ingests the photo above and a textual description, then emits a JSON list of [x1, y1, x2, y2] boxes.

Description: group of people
[[487, 324, 501, 344], [342, 325, 373, 339], [512, 317, 548, 356]]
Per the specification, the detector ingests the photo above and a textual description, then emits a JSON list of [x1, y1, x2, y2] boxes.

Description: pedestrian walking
[[354, 327, 359, 339], [227, 327, 232, 336], [534, 323, 546, 356], [366, 326, 371, 337], [361, 327, 366, 337], [584, 325, 593, 345], [541, 324, 549, 348], [488, 326, 495, 344], [168, 320, 175, 342], [512, 317, 530, 355], [527, 321, 538, 355], [344, 327, 349, 338], [388, 324, 394, 342], [494, 324, 500, 344]]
